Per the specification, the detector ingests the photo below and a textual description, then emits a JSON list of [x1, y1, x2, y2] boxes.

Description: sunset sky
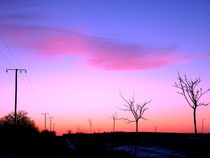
[[0, 0, 210, 135]]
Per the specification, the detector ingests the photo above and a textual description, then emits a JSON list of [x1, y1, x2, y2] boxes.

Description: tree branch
[[120, 118, 136, 124]]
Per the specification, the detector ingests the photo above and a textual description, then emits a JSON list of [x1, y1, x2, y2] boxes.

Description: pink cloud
[[197, 53, 210, 58], [0, 22, 188, 70], [85, 40, 184, 70]]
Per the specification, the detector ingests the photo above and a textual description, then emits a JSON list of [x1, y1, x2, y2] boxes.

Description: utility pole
[[53, 123, 55, 131], [42, 113, 49, 130], [88, 119, 92, 133], [53, 123, 55, 132], [6, 68, 27, 125], [48, 116, 54, 131]]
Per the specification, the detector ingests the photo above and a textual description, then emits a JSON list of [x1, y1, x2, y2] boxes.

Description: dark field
[[0, 132, 210, 158]]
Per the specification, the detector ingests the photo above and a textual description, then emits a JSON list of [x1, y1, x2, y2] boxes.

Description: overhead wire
[[0, 36, 22, 68], [0, 48, 16, 68], [0, 42, 15, 84]]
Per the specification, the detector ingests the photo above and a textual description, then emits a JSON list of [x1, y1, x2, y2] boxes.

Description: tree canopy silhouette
[[0, 110, 38, 135], [173, 73, 210, 134]]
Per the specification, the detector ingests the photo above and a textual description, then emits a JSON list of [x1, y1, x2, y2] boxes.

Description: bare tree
[[119, 91, 151, 133], [173, 73, 210, 134], [110, 112, 120, 132]]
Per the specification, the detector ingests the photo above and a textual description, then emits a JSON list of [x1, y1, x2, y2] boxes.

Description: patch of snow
[[66, 138, 76, 150], [113, 145, 187, 158]]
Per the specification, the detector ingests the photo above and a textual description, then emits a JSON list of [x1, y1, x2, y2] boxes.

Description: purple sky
[[0, 0, 210, 134]]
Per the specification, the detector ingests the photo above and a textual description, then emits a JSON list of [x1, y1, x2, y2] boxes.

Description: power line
[[23, 74, 43, 107], [19, 74, 42, 112], [0, 36, 22, 68], [0, 39, 17, 84], [0, 49, 16, 68]]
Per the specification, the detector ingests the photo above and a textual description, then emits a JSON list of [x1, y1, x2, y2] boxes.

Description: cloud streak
[[0, 14, 49, 22], [0, 22, 188, 70], [0, 0, 41, 7]]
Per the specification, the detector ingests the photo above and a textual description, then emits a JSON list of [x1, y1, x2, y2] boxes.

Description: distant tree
[[0, 111, 38, 132], [67, 129, 72, 135], [110, 112, 120, 132], [173, 73, 210, 134], [119, 91, 151, 132]]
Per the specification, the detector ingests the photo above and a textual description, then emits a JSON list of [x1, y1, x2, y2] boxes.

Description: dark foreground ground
[[0, 132, 210, 158]]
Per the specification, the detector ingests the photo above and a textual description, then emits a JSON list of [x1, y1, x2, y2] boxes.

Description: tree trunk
[[135, 120, 139, 158], [193, 108, 197, 134], [136, 120, 138, 133]]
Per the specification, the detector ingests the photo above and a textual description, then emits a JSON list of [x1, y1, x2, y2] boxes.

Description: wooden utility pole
[[88, 119, 92, 133], [53, 123, 55, 131], [42, 113, 49, 130], [49, 116, 54, 131], [6, 68, 27, 125]]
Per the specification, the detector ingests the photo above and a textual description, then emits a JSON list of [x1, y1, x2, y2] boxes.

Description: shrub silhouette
[[0, 111, 39, 153]]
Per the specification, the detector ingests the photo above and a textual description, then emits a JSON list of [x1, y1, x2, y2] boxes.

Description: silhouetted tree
[[173, 73, 210, 134], [0, 111, 39, 154], [0, 110, 38, 134], [119, 91, 151, 132], [110, 112, 120, 132]]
